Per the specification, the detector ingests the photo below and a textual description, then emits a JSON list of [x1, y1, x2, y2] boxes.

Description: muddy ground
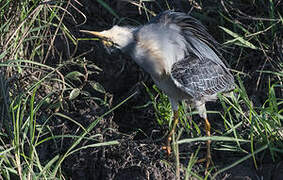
[[38, 1, 282, 179]]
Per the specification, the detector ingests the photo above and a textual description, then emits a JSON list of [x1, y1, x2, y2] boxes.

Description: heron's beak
[[80, 30, 106, 38], [80, 30, 113, 47]]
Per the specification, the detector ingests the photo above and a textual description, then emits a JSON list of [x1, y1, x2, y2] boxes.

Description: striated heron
[[80, 10, 235, 171]]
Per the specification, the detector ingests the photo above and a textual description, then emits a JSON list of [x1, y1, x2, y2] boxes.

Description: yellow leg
[[197, 118, 212, 174], [204, 118, 211, 171], [163, 110, 178, 155]]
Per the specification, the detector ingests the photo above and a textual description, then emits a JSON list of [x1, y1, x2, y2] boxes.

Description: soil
[[35, 1, 283, 179]]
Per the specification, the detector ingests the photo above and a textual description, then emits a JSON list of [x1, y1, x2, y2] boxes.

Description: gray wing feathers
[[151, 10, 229, 68], [150, 11, 235, 99], [171, 56, 234, 99]]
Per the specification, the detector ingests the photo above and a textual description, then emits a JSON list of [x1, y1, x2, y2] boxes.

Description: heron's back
[[129, 11, 234, 103]]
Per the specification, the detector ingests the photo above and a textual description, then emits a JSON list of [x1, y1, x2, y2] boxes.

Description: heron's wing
[[170, 56, 234, 99], [151, 10, 229, 68], [151, 11, 218, 49]]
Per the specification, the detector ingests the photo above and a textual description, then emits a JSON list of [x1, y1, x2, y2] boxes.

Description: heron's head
[[80, 25, 135, 53]]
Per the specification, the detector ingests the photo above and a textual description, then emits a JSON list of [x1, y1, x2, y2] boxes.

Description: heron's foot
[[162, 136, 172, 155], [197, 154, 212, 174], [197, 145, 213, 175], [197, 157, 212, 175]]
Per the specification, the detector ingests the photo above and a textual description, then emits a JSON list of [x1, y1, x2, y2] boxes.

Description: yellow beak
[[80, 30, 113, 47], [80, 30, 106, 38]]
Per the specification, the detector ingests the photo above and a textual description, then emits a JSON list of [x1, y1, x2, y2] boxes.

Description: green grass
[[1, 0, 282, 179], [0, 0, 121, 179], [151, 76, 282, 178]]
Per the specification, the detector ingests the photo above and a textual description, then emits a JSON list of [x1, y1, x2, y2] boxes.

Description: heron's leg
[[163, 99, 179, 155], [196, 117, 212, 174], [164, 110, 179, 155], [204, 117, 211, 170], [195, 101, 212, 173]]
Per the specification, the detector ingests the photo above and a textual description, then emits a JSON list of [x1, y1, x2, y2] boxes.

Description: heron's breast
[[132, 40, 168, 79]]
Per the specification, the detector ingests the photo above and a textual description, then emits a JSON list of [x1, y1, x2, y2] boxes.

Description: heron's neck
[[120, 34, 136, 53], [121, 36, 134, 51]]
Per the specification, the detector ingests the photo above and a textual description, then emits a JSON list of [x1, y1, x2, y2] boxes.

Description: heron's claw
[[162, 145, 171, 155], [197, 139, 213, 175], [197, 155, 212, 174], [164, 135, 173, 155]]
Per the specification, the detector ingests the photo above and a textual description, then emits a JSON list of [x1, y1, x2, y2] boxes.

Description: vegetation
[[0, 0, 282, 179]]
